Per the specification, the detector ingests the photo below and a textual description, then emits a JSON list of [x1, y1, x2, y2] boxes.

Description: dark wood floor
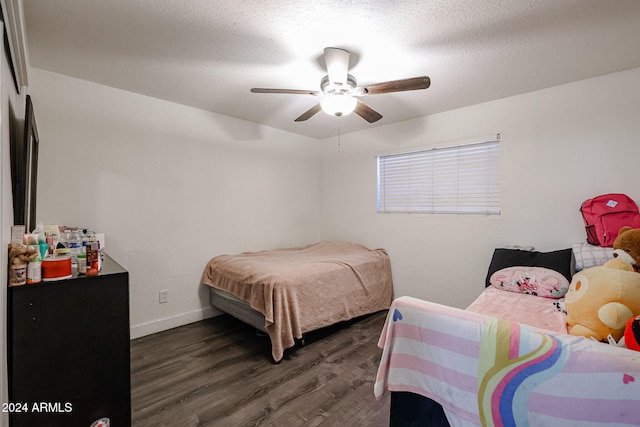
[[130, 311, 391, 427]]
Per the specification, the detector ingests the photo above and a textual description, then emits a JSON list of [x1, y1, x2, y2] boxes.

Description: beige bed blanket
[[202, 240, 394, 361]]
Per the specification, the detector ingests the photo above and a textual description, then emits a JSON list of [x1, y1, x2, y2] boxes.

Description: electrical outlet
[[159, 290, 169, 304]]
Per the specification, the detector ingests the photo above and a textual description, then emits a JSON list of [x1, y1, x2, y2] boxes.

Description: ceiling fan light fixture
[[251, 47, 430, 123], [320, 94, 357, 117]]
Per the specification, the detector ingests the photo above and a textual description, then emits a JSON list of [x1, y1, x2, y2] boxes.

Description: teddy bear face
[[612, 226, 640, 268], [565, 258, 640, 341]]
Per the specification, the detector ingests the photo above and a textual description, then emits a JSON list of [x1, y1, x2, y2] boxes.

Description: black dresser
[[7, 254, 131, 427]]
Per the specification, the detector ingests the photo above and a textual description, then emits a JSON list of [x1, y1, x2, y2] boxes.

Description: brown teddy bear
[[612, 226, 640, 272]]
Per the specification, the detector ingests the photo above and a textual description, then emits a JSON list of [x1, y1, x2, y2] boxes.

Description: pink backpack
[[580, 193, 640, 247]]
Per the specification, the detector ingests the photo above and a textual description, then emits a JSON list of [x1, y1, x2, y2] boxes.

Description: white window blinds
[[377, 137, 501, 214]]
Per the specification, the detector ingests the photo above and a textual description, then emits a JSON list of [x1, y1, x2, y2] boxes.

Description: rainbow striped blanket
[[374, 296, 640, 426]]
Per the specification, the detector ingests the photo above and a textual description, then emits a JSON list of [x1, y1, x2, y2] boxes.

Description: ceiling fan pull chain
[[337, 117, 341, 153]]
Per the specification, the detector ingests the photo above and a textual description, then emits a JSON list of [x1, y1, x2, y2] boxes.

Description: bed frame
[[209, 287, 266, 333], [390, 392, 449, 427]]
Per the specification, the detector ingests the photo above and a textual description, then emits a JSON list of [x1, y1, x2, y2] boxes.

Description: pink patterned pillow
[[489, 266, 570, 298]]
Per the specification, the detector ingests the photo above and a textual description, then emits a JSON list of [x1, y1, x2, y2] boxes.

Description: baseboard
[[130, 306, 224, 339]]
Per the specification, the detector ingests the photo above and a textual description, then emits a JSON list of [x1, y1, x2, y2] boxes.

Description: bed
[[374, 245, 640, 427], [202, 240, 394, 362]]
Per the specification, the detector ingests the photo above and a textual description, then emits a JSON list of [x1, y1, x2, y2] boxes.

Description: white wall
[[319, 67, 640, 308], [27, 66, 640, 336], [28, 68, 321, 338]]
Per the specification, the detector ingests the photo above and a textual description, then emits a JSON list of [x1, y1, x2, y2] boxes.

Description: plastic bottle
[[57, 230, 71, 257], [97, 241, 103, 271], [86, 241, 99, 276], [69, 229, 82, 268], [77, 253, 87, 275], [27, 248, 42, 284], [34, 222, 46, 244], [81, 229, 90, 256], [9, 258, 27, 286]]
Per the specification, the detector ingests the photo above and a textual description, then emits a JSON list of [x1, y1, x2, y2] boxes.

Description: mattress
[[466, 285, 567, 333]]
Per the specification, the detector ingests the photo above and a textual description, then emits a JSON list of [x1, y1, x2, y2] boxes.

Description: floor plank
[[130, 311, 391, 426]]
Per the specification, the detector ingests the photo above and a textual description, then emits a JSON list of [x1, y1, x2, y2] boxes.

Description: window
[[377, 135, 501, 214]]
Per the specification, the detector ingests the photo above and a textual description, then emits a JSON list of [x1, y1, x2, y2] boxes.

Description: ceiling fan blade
[[361, 76, 430, 95], [294, 103, 323, 122], [354, 99, 383, 123], [324, 47, 350, 85], [251, 88, 321, 95]]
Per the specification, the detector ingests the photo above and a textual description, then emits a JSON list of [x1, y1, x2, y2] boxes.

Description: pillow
[[572, 242, 614, 271], [485, 248, 574, 287], [489, 266, 570, 298]]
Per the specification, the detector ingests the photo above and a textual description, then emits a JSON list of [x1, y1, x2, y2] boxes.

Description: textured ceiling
[[22, 0, 640, 140]]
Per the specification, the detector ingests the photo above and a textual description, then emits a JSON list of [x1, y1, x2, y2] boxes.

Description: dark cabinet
[[8, 255, 131, 427]]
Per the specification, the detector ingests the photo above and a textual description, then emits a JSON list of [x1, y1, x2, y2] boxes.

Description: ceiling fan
[[250, 47, 431, 123]]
